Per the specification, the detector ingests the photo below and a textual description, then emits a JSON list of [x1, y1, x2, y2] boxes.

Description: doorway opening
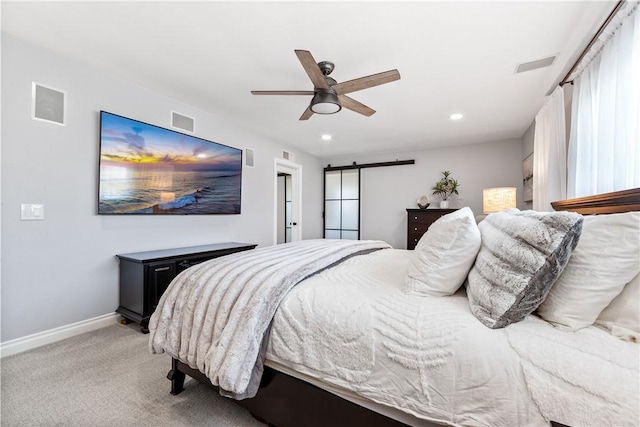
[[277, 173, 293, 243], [274, 158, 302, 244]]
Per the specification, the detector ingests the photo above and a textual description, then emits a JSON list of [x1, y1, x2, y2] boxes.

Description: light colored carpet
[[0, 324, 265, 427]]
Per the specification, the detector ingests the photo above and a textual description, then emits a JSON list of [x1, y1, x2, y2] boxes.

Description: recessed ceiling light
[[449, 113, 463, 120], [321, 134, 332, 141]]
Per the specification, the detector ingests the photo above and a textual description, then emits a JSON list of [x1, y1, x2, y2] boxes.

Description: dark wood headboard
[[552, 188, 640, 214]]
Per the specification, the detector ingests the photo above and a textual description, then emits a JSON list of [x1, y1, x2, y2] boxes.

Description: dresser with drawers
[[406, 208, 457, 250]]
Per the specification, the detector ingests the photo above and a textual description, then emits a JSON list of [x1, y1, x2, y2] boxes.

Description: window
[[567, 5, 639, 198]]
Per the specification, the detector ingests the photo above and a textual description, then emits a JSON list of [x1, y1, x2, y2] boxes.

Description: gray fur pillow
[[466, 209, 583, 329]]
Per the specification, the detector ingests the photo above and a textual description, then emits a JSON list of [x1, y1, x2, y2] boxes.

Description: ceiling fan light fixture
[[310, 90, 341, 114], [251, 50, 400, 120]]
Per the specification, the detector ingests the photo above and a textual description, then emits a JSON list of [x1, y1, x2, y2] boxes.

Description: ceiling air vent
[[515, 55, 557, 74]]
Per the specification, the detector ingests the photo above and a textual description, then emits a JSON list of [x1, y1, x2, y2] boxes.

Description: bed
[[149, 188, 640, 427]]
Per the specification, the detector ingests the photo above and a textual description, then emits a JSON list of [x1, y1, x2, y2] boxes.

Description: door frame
[[274, 158, 302, 244]]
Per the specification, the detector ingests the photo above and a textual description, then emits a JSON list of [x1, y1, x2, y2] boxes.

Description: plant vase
[[432, 171, 459, 210]]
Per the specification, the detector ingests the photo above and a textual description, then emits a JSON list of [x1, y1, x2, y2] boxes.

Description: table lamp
[[483, 187, 517, 214]]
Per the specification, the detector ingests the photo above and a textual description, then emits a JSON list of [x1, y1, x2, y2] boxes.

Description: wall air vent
[[245, 148, 255, 167], [171, 111, 195, 132], [32, 82, 66, 126], [515, 55, 557, 74], [283, 151, 295, 162]]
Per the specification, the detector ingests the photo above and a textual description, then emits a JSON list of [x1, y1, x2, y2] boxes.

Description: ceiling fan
[[251, 50, 400, 120]]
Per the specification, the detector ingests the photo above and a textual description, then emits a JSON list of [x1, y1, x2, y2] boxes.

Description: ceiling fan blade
[[251, 90, 314, 96], [295, 50, 329, 90], [338, 95, 376, 117], [333, 69, 400, 95], [299, 106, 314, 121]]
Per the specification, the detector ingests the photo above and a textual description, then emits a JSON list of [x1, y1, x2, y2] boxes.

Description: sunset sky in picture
[[100, 113, 241, 172]]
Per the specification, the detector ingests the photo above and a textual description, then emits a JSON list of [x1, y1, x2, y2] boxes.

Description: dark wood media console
[[116, 242, 257, 333]]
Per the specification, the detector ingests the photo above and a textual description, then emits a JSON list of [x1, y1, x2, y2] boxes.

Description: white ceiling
[[2, 1, 614, 158]]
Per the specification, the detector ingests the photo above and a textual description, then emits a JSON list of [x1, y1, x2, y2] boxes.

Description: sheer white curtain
[[533, 86, 566, 211], [568, 5, 640, 198]]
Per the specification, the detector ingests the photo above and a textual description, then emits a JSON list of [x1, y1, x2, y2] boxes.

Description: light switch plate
[[21, 204, 44, 220]]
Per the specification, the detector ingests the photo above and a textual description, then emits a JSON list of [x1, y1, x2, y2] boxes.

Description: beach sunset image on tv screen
[[98, 111, 242, 214]]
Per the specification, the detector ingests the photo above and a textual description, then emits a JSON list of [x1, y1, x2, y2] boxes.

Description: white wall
[[522, 121, 535, 160], [325, 139, 524, 249], [1, 35, 323, 342]]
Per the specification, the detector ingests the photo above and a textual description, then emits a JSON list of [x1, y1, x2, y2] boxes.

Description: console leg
[[167, 358, 186, 395]]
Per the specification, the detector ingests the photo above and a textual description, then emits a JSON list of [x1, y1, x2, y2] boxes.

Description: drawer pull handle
[[414, 238, 418, 242], [178, 260, 204, 268], [154, 267, 171, 272], [414, 216, 418, 220], [414, 227, 418, 231]]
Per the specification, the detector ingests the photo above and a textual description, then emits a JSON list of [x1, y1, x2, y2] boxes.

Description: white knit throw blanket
[[148, 239, 391, 399]]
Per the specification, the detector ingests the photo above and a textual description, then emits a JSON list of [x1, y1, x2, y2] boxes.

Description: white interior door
[[274, 158, 302, 244]]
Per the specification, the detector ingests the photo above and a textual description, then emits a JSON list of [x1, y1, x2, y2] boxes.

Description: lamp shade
[[483, 187, 516, 214]]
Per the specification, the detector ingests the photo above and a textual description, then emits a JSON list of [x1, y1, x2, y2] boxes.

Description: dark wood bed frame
[[166, 188, 640, 427], [550, 187, 640, 214], [168, 358, 410, 427]]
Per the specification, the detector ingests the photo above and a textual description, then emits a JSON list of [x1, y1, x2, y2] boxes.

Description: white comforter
[[148, 239, 391, 399], [266, 249, 640, 427]]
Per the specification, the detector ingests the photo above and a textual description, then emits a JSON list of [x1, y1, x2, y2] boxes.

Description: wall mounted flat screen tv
[[98, 111, 242, 214]]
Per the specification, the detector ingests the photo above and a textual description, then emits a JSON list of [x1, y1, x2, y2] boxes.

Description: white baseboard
[[0, 312, 120, 358]]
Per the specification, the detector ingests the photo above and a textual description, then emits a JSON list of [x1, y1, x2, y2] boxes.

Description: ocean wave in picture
[[100, 173, 241, 215], [159, 193, 198, 211]]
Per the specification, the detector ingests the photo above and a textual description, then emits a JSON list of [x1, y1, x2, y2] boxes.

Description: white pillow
[[405, 207, 481, 296], [596, 273, 639, 342], [537, 212, 640, 330]]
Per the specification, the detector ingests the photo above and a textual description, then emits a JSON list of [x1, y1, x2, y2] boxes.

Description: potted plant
[[431, 170, 460, 208]]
